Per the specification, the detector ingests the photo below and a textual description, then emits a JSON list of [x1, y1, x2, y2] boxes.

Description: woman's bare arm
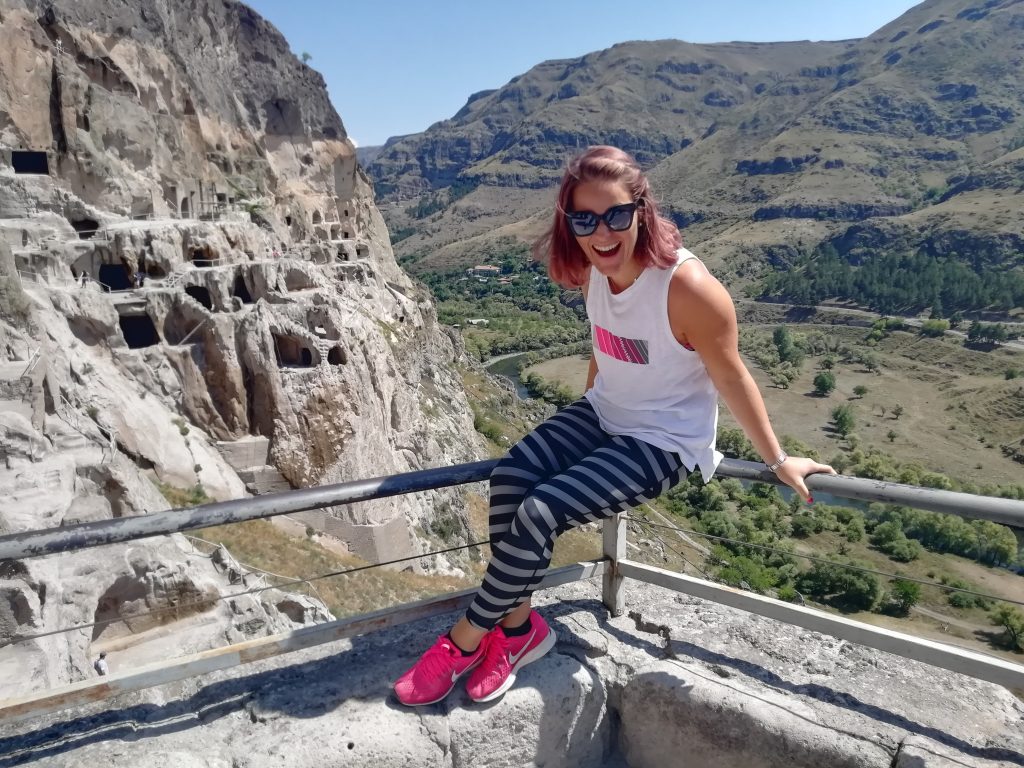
[[668, 261, 834, 500]]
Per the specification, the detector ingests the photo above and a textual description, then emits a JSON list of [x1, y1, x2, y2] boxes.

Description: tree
[[892, 404, 904, 420], [990, 606, 1024, 651], [797, 560, 881, 611], [920, 319, 949, 337], [831, 404, 855, 437], [887, 429, 898, 443], [813, 371, 836, 396], [853, 385, 868, 399], [886, 579, 921, 616], [301, 51, 313, 63]]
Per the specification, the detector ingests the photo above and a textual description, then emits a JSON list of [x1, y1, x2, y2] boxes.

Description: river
[[484, 351, 533, 399]]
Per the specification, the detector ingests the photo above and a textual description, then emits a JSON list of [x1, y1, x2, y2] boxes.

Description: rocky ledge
[[1, 579, 1021, 768]]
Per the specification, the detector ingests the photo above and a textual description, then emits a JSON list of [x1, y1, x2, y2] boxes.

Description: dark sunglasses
[[564, 202, 640, 237]]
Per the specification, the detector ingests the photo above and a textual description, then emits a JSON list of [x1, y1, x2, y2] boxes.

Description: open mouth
[[592, 243, 621, 258]]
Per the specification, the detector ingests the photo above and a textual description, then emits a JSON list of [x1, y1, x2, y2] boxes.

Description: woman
[[394, 145, 835, 706]]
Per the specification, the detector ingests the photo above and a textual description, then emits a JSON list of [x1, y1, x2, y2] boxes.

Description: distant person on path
[[93, 651, 108, 676], [393, 145, 835, 707]]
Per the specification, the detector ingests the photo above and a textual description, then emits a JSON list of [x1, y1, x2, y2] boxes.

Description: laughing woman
[[393, 145, 835, 706]]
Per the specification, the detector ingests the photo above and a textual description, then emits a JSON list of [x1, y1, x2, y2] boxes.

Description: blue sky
[[244, 0, 922, 147]]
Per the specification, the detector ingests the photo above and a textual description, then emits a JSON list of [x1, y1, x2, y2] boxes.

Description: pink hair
[[533, 146, 681, 289]]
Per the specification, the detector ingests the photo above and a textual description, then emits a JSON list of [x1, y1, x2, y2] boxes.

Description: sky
[[243, 0, 923, 148]]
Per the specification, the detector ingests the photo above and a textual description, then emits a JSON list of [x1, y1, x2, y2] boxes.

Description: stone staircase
[[163, 265, 189, 289], [237, 466, 292, 495]]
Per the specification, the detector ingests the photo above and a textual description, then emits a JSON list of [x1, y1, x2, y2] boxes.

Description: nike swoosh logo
[[450, 670, 459, 683], [507, 629, 537, 666]]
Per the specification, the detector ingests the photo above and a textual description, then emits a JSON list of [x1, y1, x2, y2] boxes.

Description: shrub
[[885, 579, 921, 616], [813, 371, 836, 396]]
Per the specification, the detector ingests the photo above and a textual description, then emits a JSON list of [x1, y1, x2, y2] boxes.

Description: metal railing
[[0, 458, 1022, 725], [15, 269, 115, 293], [19, 347, 41, 379]]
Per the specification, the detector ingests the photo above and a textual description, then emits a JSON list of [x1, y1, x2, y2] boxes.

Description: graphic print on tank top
[[594, 324, 649, 365]]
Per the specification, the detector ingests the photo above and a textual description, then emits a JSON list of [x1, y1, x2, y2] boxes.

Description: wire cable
[[628, 514, 713, 580], [2, 539, 489, 648]]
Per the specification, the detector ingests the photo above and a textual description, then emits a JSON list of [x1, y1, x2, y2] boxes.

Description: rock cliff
[[0, 0, 484, 698]]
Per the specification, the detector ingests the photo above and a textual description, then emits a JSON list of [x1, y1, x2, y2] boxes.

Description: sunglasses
[[564, 202, 640, 237]]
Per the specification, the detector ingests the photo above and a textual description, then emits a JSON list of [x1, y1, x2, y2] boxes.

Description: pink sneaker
[[393, 634, 487, 706], [465, 610, 556, 703]]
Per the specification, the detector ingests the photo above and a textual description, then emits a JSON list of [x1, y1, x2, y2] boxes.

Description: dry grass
[[194, 520, 477, 619]]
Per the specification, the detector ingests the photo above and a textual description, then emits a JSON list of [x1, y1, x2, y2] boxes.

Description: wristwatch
[[766, 451, 788, 473]]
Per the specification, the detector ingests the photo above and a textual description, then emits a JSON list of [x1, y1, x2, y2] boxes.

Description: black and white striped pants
[[465, 397, 687, 630]]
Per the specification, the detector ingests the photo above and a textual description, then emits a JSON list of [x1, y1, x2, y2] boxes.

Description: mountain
[[366, 0, 1024, 289]]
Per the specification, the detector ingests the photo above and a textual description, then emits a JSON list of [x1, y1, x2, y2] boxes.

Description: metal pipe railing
[[1, 459, 1021, 562]]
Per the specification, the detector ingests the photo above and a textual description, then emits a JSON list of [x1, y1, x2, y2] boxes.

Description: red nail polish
[[807, 496, 814, 504]]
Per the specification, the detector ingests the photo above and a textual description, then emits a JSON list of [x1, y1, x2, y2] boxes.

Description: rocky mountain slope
[[0, 0, 484, 698], [367, 0, 1024, 281]]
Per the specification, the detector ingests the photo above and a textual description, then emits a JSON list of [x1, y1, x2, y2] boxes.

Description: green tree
[[887, 430, 898, 443], [892, 404, 904, 420], [920, 319, 949, 337], [772, 327, 804, 367], [852, 385, 868, 399], [797, 560, 881, 612], [813, 371, 836, 396], [831, 404, 855, 437], [990, 606, 1024, 651], [843, 519, 865, 542], [301, 51, 313, 63], [886, 579, 921, 616]]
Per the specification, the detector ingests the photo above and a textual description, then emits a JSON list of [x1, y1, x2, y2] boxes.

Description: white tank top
[[584, 248, 723, 483]]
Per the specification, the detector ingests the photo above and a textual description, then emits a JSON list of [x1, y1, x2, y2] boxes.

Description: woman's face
[[570, 179, 641, 290]]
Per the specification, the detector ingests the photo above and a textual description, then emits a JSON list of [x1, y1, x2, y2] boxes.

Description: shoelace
[[415, 637, 461, 678], [480, 630, 509, 669]]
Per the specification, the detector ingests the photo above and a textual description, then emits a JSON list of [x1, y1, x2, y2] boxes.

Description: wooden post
[[602, 512, 626, 616]]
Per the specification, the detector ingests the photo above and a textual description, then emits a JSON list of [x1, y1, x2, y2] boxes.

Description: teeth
[[594, 244, 618, 253]]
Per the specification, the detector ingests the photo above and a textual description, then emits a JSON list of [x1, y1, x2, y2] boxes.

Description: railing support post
[[602, 512, 626, 616]]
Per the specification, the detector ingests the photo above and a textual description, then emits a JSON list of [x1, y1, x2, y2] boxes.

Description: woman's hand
[[774, 456, 836, 503]]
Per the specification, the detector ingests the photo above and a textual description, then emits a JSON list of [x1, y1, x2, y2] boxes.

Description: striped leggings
[[465, 397, 687, 630]]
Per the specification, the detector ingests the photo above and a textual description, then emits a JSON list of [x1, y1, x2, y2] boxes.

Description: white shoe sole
[[471, 628, 557, 703]]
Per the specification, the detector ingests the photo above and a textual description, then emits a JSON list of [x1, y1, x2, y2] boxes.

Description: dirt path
[[912, 604, 990, 633]]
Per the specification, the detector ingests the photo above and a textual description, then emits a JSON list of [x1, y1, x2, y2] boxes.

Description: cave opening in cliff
[[180, 196, 191, 218], [232, 274, 254, 304], [312, 210, 323, 225], [185, 285, 213, 311], [284, 268, 315, 292], [273, 334, 318, 367], [93, 577, 146, 639], [69, 217, 99, 239], [327, 346, 347, 365], [356, 244, 369, 258], [98, 263, 132, 290], [118, 314, 160, 349], [11, 151, 49, 175]]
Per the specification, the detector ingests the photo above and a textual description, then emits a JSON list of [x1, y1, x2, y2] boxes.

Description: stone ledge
[[0, 579, 1021, 767]]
